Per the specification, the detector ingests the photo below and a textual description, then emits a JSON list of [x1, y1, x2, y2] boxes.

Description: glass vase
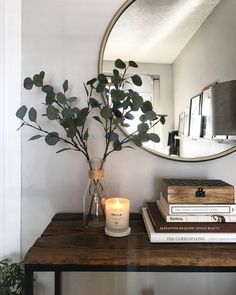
[[83, 158, 108, 229]]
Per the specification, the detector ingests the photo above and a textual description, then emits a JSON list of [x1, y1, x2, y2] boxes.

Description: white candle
[[105, 198, 130, 236]]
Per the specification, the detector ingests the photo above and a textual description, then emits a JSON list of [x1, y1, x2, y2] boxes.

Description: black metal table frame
[[25, 264, 236, 295]]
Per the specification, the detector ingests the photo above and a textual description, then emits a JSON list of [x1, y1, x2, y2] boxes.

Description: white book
[[157, 200, 236, 222], [158, 195, 236, 215], [142, 207, 236, 243]]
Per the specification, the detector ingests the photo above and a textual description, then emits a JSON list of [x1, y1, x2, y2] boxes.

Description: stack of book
[[142, 179, 236, 243]]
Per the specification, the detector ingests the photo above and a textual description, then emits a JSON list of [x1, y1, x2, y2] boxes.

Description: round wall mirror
[[99, 0, 236, 162]]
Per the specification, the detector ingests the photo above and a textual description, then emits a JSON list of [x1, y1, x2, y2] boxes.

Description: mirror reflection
[[101, 0, 236, 160]]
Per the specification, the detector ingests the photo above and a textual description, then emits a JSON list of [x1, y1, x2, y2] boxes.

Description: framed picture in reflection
[[189, 94, 202, 138], [178, 112, 185, 137], [183, 108, 189, 136], [200, 83, 216, 138]]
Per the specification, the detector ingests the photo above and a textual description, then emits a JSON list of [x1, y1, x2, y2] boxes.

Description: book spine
[[158, 200, 236, 222], [165, 214, 236, 223], [150, 233, 236, 243], [142, 208, 236, 243], [159, 197, 236, 215]]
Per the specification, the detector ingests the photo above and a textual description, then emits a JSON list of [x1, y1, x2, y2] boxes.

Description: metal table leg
[[25, 266, 34, 295], [55, 271, 61, 295]]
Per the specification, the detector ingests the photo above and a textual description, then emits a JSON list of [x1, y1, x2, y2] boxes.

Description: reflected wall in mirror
[[99, 0, 236, 161]]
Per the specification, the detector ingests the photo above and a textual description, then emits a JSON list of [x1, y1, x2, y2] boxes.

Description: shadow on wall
[[142, 287, 155, 295]]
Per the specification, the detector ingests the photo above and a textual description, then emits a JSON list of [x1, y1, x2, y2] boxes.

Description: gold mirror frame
[[98, 0, 236, 162]]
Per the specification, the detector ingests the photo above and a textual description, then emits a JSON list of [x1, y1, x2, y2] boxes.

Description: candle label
[[106, 209, 129, 230]]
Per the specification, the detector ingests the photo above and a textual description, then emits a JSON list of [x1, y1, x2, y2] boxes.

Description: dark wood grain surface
[[24, 213, 236, 269]]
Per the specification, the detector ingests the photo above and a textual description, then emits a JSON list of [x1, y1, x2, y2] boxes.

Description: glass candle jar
[[105, 198, 131, 237]]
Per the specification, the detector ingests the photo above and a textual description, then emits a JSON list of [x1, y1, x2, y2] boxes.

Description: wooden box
[[162, 179, 234, 204]]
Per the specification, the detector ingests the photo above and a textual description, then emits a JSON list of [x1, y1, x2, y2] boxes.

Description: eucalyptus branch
[[17, 59, 165, 168], [71, 137, 88, 159], [56, 116, 87, 154], [54, 100, 63, 109], [149, 117, 162, 129], [75, 132, 84, 149], [121, 66, 129, 88], [120, 129, 138, 145], [103, 148, 116, 160], [75, 128, 91, 161], [23, 120, 77, 148], [111, 123, 118, 133]]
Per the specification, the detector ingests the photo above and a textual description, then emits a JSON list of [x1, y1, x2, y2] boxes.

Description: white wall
[[0, 0, 21, 260], [173, 0, 236, 125], [22, 0, 236, 294]]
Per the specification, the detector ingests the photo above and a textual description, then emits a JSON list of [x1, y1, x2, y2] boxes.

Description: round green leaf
[[16, 105, 27, 120], [97, 74, 108, 83], [131, 106, 139, 112], [60, 118, 73, 128], [45, 132, 60, 146], [113, 109, 123, 118], [145, 110, 157, 121], [73, 107, 79, 113], [57, 92, 66, 104], [100, 106, 112, 120], [39, 71, 45, 79], [67, 96, 78, 103], [113, 101, 123, 109], [111, 74, 122, 85], [113, 117, 124, 125], [96, 82, 106, 93], [46, 105, 59, 120], [113, 69, 119, 76], [148, 133, 160, 143], [132, 95, 143, 108], [67, 125, 76, 138], [140, 133, 150, 142], [106, 132, 119, 142], [62, 108, 75, 119], [131, 74, 142, 86], [115, 59, 126, 69], [42, 85, 54, 94], [139, 114, 147, 122], [63, 80, 69, 93], [122, 98, 131, 110], [83, 129, 89, 141], [45, 92, 55, 105], [160, 116, 166, 125], [28, 135, 42, 141], [93, 116, 103, 124], [24, 77, 33, 90], [89, 97, 101, 108], [76, 107, 89, 125], [111, 89, 126, 101], [141, 100, 153, 113], [113, 139, 122, 151], [86, 78, 97, 85], [28, 107, 37, 122], [138, 123, 149, 134], [122, 123, 130, 128], [124, 112, 135, 120], [128, 60, 138, 68], [33, 74, 43, 87]]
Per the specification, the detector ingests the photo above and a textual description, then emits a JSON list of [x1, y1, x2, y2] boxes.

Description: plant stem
[[23, 121, 88, 155]]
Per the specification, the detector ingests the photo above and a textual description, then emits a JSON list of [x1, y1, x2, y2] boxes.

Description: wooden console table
[[24, 213, 236, 295]]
